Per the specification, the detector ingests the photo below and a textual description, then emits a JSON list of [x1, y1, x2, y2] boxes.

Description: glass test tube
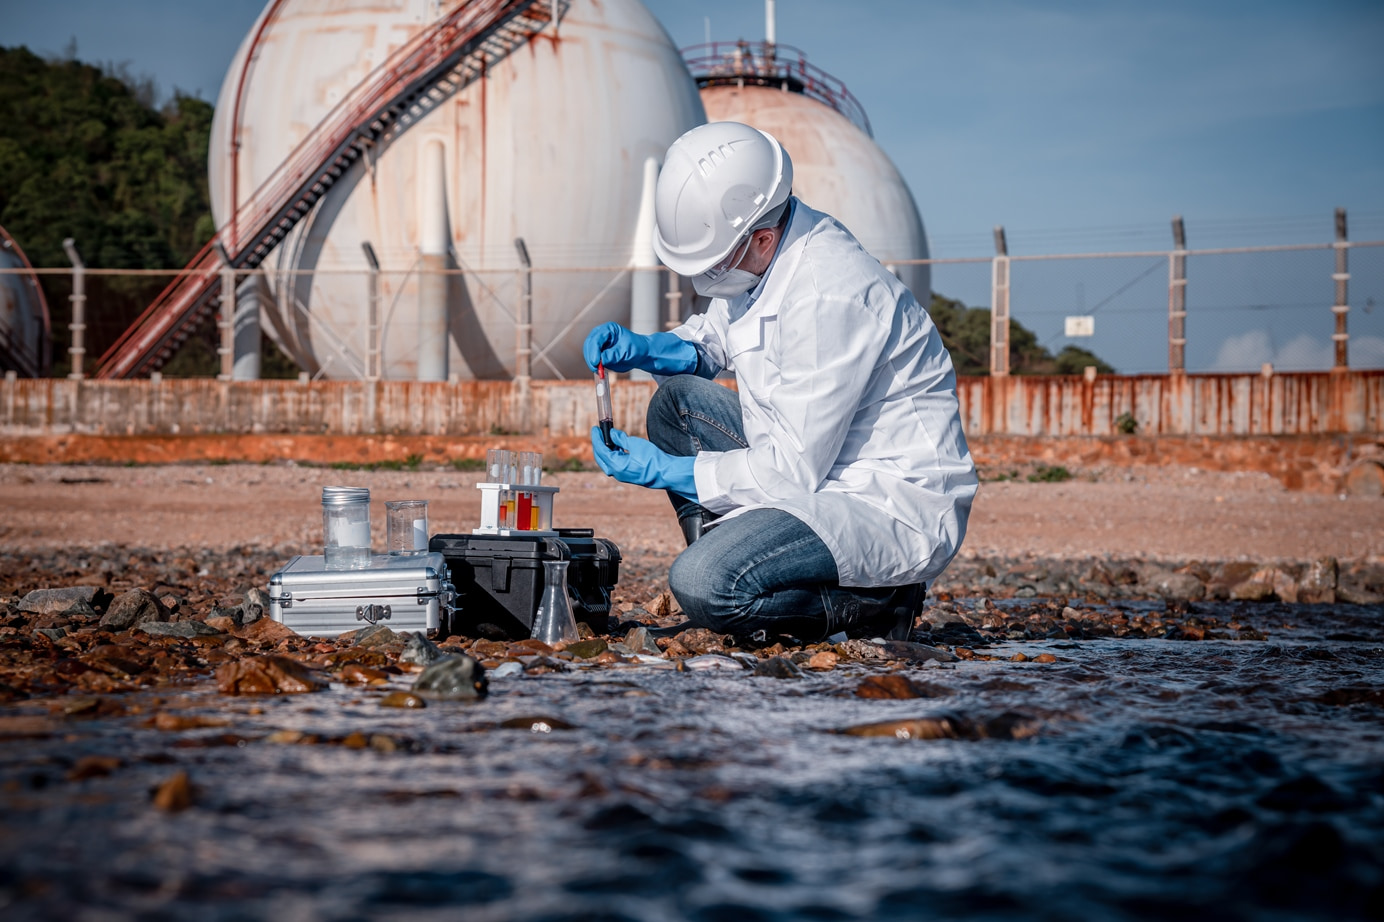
[[595, 363, 617, 450]]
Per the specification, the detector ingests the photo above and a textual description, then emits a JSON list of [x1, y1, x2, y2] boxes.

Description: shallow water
[[2, 601, 1382, 921]]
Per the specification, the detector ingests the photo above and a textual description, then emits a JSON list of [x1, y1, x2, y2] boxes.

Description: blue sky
[[5, 0, 1382, 370], [6, 0, 1381, 254]]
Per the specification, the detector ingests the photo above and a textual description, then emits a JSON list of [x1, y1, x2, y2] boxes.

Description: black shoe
[[841, 583, 926, 641], [678, 510, 718, 546]]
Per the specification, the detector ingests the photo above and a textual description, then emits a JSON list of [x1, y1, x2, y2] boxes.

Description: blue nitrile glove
[[590, 426, 698, 501], [583, 322, 698, 376]]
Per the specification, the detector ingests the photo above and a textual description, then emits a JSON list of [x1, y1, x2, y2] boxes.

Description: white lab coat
[[672, 200, 977, 588]]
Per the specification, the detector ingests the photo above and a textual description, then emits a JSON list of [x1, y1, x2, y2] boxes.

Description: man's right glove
[[583, 322, 698, 376], [590, 426, 698, 501]]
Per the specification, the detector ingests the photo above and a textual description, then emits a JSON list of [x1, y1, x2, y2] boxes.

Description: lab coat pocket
[[725, 314, 779, 393]]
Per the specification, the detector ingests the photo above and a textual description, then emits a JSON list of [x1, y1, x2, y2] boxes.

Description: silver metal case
[[268, 552, 454, 638]]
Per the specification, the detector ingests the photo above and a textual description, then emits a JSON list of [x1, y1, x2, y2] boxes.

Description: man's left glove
[[590, 426, 697, 501]]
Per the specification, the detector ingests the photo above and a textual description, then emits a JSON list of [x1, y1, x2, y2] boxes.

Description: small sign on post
[[1064, 315, 1095, 337]]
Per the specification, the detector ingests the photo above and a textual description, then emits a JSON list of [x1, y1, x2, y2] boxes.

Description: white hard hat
[[652, 121, 794, 276]]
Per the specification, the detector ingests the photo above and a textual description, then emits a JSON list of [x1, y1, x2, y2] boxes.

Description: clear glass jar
[[322, 486, 371, 569]]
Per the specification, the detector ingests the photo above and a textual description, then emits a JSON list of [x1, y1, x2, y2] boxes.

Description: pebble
[[681, 654, 745, 671], [842, 717, 961, 740], [875, 640, 960, 664], [379, 691, 427, 708], [100, 589, 169, 630], [152, 770, 193, 812], [489, 662, 524, 679], [565, 639, 609, 660], [354, 625, 400, 648], [855, 675, 926, 700], [413, 655, 488, 700], [19, 586, 107, 616], [215, 655, 327, 695], [751, 656, 804, 679], [621, 626, 662, 656], [399, 632, 446, 666], [806, 651, 839, 670], [138, 621, 224, 639]]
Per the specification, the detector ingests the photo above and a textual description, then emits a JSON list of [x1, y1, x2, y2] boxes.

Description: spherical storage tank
[[0, 225, 50, 378], [687, 42, 931, 303], [209, 0, 705, 380]]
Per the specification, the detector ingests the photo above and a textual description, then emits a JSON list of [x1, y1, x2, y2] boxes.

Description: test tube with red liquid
[[595, 363, 617, 451]]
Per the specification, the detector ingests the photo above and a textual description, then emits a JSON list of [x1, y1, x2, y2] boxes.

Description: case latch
[[356, 604, 392, 624]]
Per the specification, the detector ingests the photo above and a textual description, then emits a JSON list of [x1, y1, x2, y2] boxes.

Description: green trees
[[928, 292, 1116, 376], [0, 46, 214, 372]]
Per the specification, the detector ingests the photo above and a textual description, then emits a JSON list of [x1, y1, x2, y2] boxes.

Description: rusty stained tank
[[0, 225, 50, 378], [687, 41, 930, 302], [208, 0, 705, 380]]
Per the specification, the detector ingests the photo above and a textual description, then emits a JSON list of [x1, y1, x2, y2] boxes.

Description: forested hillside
[[0, 45, 214, 372]]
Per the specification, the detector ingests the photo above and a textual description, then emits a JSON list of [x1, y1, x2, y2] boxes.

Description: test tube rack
[[474, 483, 560, 536]]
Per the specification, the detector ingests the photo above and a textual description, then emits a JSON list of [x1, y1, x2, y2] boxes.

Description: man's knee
[[668, 546, 739, 633]]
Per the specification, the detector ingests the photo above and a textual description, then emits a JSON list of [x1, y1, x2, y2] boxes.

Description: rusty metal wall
[[3, 372, 1381, 438]]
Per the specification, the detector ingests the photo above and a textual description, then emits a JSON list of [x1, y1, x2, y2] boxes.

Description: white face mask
[[692, 236, 761, 299]]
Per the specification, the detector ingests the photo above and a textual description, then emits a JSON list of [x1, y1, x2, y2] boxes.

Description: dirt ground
[[0, 461, 1379, 566]]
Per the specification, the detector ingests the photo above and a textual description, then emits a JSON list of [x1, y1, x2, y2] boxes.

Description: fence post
[[62, 238, 85, 380], [1332, 207, 1349, 371], [1168, 215, 1187, 375], [989, 226, 1010, 377], [214, 243, 235, 380], [361, 242, 381, 380], [514, 237, 533, 432], [664, 267, 683, 331]]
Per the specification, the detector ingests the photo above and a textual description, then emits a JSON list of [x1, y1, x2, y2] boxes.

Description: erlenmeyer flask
[[531, 559, 579, 645]]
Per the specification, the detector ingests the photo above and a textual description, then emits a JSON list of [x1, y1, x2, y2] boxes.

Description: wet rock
[[150, 713, 229, 731], [673, 628, 732, 655], [565, 638, 608, 660], [216, 655, 327, 695], [876, 640, 960, 664], [1230, 579, 1276, 602], [682, 654, 745, 671], [354, 625, 400, 648], [341, 664, 389, 685], [751, 655, 804, 679], [1144, 569, 1206, 601], [841, 716, 962, 740], [380, 691, 426, 709], [100, 588, 170, 630], [399, 632, 445, 667], [489, 662, 524, 679], [806, 650, 839, 670], [152, 770, 193, 812], [240, 587, 270, 625], [500, 715, 577, 732], [1207, 561, 1259, 600], [1033, 653, 1058, 664], [1298, 557, 1338, 604], [1337, 582, 1384, 605], [20, 586, 107, 617], [856, 675, 928, 699], [622, 626, 662, 656], [138, 620, 224, 639], [68, 755, 122, 781], [413, 654, 488, 700]]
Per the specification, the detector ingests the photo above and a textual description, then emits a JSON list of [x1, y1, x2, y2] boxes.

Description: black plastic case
[[429, 528, 621, 639]]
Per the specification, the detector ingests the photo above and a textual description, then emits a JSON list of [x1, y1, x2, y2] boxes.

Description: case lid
[[268, 552, 447, 602]]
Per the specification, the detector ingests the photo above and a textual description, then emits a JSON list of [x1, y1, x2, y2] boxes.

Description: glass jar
[[322, 486, 371, 569]]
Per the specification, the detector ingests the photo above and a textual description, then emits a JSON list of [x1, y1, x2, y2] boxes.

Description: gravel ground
[[0, 461, 1379, 566]]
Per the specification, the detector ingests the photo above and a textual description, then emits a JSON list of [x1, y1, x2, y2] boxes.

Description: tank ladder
[[95, 0, 557, 379]]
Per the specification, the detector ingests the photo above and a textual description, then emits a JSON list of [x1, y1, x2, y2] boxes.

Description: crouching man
[[584, 121, 976, 642]]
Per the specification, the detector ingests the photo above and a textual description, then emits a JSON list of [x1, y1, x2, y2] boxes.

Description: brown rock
[[68, 755, 122, 780], [149, 713, 230, 731], [215, 655, 327, 696], [341, 664, 389, 685], [806, 650, 839, 670], [842, 717, 962, 740], [99, 588, 169, 630], [674, 628, 730, 655], [1010, 653, 1029, 663], [380, 691, 426, 709], [565, 638, 608, 659], [234, 619, 301, 644], [342, 732, 368, 749], [856, 675, 925, 699], [152, 771, 193, 812], [1033, 653, 1058, 664]]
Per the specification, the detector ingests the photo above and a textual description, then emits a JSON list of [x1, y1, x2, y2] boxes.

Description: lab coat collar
[[728, 197, 803, 323]]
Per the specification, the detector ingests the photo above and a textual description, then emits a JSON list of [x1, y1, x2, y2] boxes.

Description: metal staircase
[[96, 0, 557, 379]]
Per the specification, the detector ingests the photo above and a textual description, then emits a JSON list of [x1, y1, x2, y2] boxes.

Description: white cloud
[[1210, 332, 1384, 372]]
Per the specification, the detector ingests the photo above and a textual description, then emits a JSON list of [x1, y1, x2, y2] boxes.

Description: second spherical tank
[[209, 0, 705, 380], [696, 59, 931, 303]]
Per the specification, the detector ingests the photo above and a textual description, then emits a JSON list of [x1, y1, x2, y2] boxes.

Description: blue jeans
[[646, 375, 914, 641]]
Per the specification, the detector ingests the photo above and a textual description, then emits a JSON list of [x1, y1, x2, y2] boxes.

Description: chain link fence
[[4, 240, 1381, 379]]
